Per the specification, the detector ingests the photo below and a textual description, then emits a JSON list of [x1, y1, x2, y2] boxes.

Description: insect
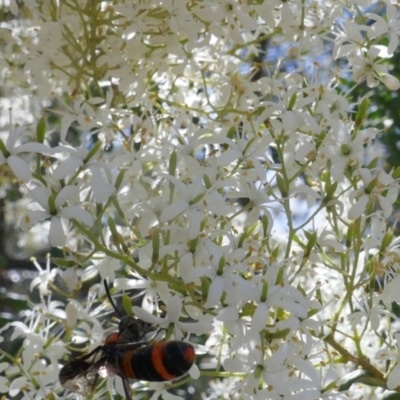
[[59, 280, 196, 400]]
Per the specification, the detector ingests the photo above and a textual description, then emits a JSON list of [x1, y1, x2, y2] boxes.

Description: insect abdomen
[[121, 341, 195, 381]]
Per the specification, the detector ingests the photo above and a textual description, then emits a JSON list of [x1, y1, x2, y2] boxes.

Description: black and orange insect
[[59, 280, 196, 400]]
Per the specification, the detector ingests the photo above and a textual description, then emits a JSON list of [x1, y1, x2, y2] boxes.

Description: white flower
[[348, 46, 400, 90], [0, 124, 52, 182], [81, 255, 122, 283], [302, 80, 350, 124], [348, 168, 398, 220], [321, 121, 375, 181], [29, 254, 58, 296], [5, 1, 400, 399], [4, 290, 67, 400], [0, 362, 10, 394], [380, 274, 400, 308], [368, 5, 400, 55], [53, 139, 115, 203], [376, 333, 400, 390], [216, 306, 249, 352], [65, 302, 78, 328], [333, 20, 366, 60], [133, 295, 213, 340], [349, 296, 393, 331], [226, 178, 274, 228], [59, 267, 82, 290], [114, 274, 170, 313], [148, 382, 187, 400], [21, 183, 94, 247]]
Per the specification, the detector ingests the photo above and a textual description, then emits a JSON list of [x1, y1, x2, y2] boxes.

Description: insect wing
[[59, 357, 99, 396], [59, 346, 106, 396]]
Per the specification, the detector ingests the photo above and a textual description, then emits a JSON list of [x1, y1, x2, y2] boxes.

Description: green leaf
[[307, 308, 320, 318], [381, 231, 394, 252], [226, 126, 236, 139], [276, 174, 287, 197], [203, 174, 212, 189], [346, 224, 354, 248], [265, 328, 291, 340], [338, 370, 385, 391], [0, 138, 10, 158], [238, 229, 249, 248], [355, 97, 370, 129], [367, 156, 379, 169], [53, 258, 76, 268], [168, 150, 177, 176], [201, 277, 210, 301], [324, 180, 338, 202], [189, 191, 206, 205], [108, 216, 125, 252], [114, 169, 125, 190], [393, 166, 400, 179], [217, 255, 225, 276], [292, 233, 305, 248], [122, 293, 133, 317], [304, 230, 317, 257], [271, 245, 280, 260], [287, 92, 297, 111], [261, 214, 269, 237], [36, 116, 46, 143], [48, 194, 57, 215], [152, 230, 160, 262], [84, 140, 102, 163], [260, 281, 268, 302], [275, 265, 284, 285]]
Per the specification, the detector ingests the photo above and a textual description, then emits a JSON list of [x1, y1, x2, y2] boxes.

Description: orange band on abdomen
[[151, 343, 176, 380], [122, 350, 137, 379]]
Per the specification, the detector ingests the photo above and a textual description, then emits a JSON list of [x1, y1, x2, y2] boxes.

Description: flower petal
[[387, 363, 400, 390], [29, 186, 50, 209], [166, 295, 183, 322], [132, 306, 163, 325], [20, 210, 50, 231], [55, 186, 80, 208], [139, 211, 158, 237], [204, 276, 224, 308], [217, 306, 239, 322], [90, 168, 115, 203], [60, 268, 82, 290], [49, 216, 66, 247], [66, 302, 78, 328], [14, 142, 53, 155], [179, 320, 214, 334], [115, 277, 149, 290], [159, 201, 189, 223], [347, 194, 369, 220], [7, 156, 32, 182], [381, 74, 400, 91], [251, 302, 269, 332], [59, 206, 94, 226], [53, 156, 84, 180]]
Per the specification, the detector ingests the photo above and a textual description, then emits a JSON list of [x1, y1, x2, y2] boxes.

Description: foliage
[[0, 0, 400, 399]]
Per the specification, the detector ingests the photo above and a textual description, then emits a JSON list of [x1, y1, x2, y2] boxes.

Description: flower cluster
[[1, 0, 400, 399]]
